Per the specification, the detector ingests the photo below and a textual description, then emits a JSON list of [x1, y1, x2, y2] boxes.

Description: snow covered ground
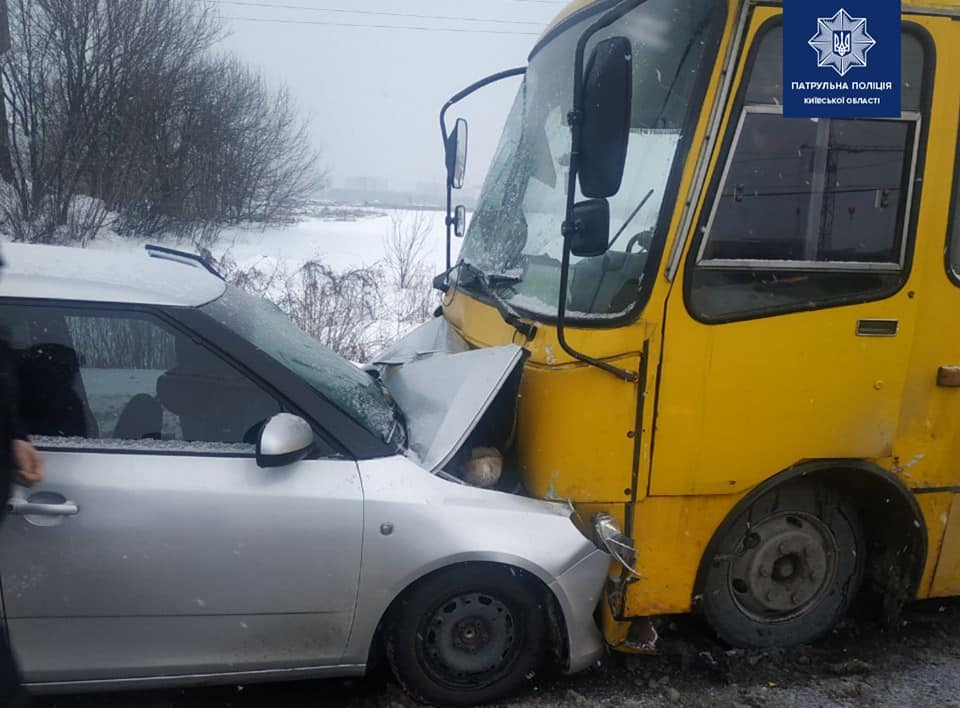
[[83, 207, 460, 275]]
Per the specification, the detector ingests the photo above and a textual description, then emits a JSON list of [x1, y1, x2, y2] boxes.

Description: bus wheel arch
[[693, 460, 927, 647]]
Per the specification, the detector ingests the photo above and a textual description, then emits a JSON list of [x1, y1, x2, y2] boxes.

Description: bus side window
[[948, 118, 960, 283], [687, 25, 928, 323]]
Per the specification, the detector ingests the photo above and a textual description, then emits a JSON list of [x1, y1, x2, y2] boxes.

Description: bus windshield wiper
[[458, 261, 537, 340], [486, 272, 523, 286]]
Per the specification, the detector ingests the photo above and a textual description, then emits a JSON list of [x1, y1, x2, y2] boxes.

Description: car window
[[202, 286, 405, 449], [1, 304, 284, 453]]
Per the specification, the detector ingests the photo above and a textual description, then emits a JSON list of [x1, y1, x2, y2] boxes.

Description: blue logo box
[[783, 0, 901, 118]]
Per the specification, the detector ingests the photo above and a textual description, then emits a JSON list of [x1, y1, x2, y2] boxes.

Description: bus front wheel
[[700, 483, 864, 648]]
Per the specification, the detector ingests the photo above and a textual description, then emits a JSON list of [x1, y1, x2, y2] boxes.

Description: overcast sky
[[216, 1, 568, 193]]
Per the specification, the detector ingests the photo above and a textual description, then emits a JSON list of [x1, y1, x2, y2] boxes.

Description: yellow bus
[[428, 0, 960, 650]]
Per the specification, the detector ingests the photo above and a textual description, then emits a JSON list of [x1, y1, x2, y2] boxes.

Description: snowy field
[[84, 207, 460, 276]]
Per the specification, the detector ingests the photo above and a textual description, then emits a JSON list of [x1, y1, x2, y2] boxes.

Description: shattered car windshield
[[459, 0, 724, 321], [203, 286, 405, 449]]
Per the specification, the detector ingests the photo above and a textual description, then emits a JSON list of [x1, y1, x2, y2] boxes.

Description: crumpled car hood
[[369, 318, 524, 474]]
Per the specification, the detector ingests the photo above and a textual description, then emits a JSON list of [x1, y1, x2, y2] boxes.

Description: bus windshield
[[459, 0, 724, 321]]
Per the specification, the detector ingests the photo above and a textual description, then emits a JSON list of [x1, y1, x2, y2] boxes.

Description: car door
[[0, 302, 364, 685]]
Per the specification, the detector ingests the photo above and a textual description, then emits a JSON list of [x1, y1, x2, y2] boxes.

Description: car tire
[[700, 482, 864, 648], [385, 565, 548, 707]]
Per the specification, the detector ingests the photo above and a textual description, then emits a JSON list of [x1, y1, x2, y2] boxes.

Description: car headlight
[[593, 513, 638, 572]]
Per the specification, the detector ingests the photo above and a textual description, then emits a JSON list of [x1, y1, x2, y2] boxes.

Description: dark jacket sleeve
[[0, 339, 26, 441], [8, 364, 26, 441]]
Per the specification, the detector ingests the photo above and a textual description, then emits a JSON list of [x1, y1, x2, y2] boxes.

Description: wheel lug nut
[[791, 593, 801, 605], [759, 566, 770, 578], [766, 591, 775, 602], [779, 542, 790, 554]]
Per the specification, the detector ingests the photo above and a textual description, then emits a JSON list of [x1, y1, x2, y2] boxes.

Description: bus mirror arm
[[556, 233, 639, 385], [439, 67, 527, 279], [554, 9, 641, 385]]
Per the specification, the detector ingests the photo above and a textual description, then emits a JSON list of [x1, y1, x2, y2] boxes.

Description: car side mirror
[[566, 199, 611, 258], [579, 36, 632, 199], [454, 205, 467, 238], [446, 118, 468, 190], [257, 413, 314, 469]]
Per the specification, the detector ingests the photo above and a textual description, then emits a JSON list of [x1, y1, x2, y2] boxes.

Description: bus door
[[915, 17, 960, 598], [651, 9, 941, 500]]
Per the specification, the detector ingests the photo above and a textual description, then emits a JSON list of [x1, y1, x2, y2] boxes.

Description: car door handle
[[6, 498, 79, 517]]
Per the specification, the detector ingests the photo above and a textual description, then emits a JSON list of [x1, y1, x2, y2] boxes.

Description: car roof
[[0, 243, 227, 308]]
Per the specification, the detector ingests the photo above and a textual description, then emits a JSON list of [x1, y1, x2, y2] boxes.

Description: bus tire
[[700, 482, 864, 648]]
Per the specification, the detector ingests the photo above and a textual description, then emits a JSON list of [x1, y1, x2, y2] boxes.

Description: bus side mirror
[[454, 205, 467, 238], [446, 118, 469, 190], [566, 199, 610, 258], [578, 36, 632, 199]]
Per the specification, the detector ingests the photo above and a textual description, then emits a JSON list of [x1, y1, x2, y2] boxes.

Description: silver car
[[0, 243, 611, 706]]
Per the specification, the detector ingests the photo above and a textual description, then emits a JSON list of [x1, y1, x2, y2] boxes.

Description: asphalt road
[[34, 598, 960, 708]]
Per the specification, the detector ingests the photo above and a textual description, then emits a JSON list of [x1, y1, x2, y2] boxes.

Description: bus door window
[[688, 26, 927, 323]]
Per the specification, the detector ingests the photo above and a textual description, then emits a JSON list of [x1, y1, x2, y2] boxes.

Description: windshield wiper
[[486, 272, 523, 286], [608, 189, 655, 251], [457, 261, 537, 340]]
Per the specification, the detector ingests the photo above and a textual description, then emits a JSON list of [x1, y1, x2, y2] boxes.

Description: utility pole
[[0, 0, 13, 184]]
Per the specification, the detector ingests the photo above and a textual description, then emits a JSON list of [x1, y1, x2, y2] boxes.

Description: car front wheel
[[385, 564, 548, 707]]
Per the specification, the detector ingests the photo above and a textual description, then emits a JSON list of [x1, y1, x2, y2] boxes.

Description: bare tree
[[382, 210, 436, 338], [0, 0, 322, 245], [282, 261, 384, 362], [209, 248, 287, 299], [0, 0, 221, 242], [214, 250, 386, 362], [206, 61, 325, 225]]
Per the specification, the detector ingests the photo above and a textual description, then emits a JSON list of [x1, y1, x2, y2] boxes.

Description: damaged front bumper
[[549, 548, 611, 674]]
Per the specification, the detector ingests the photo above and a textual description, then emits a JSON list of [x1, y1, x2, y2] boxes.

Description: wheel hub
[[728, 513, 838, 622], [454, 618, 489, 649], [421, 592, 517, 683]]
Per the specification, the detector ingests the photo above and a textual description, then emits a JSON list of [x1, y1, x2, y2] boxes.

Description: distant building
[[324, 176, 444, 210], [414, 181, 445, 199], [341, 176, 390, 194]]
